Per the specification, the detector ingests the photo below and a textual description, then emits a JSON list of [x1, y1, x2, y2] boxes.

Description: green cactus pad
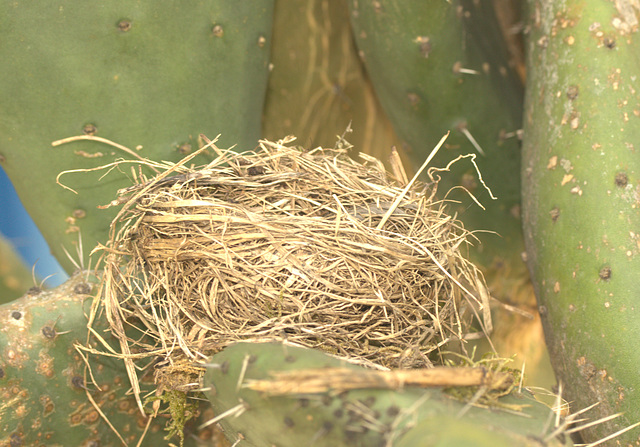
[[346, 0, 524, 269], [203, 342, 571, 447], [0, 1, 273, 274], [0, 272, 209, 446], [522, 0, 640, 443]]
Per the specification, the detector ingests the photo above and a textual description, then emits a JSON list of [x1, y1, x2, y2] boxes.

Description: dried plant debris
[[88, 134, 492, 402]]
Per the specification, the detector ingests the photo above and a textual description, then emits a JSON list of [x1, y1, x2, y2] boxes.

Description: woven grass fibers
[[94, 135, 491, 395]]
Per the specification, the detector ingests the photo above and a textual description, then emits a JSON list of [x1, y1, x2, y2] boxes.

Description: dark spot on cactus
[[27, 286, 41, 295], [136, 414, 148, 428], [577, 358, 597, 380], [82, 123, 97, 136], [538, 305, 548, 316], [42, 325, 57, 339], [212, 25, 224, 37], [220, 361, 229, 374], [73, 209, 87, 219], [322, 421, 333, 432], [387, 405, 400, 417], [285, 355, 297, 363], [416, 36, 431, 58], [298, 397, 309, 408], [549, 207, 560, 223], [333, 408, 343, 418], [407, 93, 420, 107], [118, 399, 132, 411], [599, 266, 612, 281], [322, 395, 333, 406], [39, 395, 55, 417], [11, 311, 22, 320], [0, 368, 4, 379], [603, 37, 615, 49], [248, 355, 257, 364], [85, 409, 100, 423], [177, 143, 192, 155], [361, 396, 376, 407], [283, 416, 295, 428], [345, 429, 358, 443], [615, 172, 628, 187], [71, 375, 86, 390], [74, 282, 92, 295], [117, 20, 132, 32], [70, 411, 84, 425], [9, 432, 22, 447], [566, 85, 579, 100]]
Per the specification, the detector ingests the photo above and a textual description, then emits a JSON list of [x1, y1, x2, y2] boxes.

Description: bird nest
[[89, 134, 491, 399]]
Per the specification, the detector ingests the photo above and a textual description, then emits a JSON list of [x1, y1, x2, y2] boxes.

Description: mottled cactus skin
[[0, 1, 273, 274], [522, 0, 640, 443], [204, 342, 571, 447], [0, 272, 202, 447]]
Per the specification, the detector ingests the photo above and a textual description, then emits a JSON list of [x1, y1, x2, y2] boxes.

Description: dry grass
[[86, 134, 492, 409]]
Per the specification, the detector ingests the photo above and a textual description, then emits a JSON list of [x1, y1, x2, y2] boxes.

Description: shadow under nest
[[87, 134, 492, 400]]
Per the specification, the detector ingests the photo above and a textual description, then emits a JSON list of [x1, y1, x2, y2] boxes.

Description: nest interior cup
[[97, 135, 489, 379]]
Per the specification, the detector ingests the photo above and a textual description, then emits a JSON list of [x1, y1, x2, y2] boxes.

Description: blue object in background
[[0, 167, 68, 287]]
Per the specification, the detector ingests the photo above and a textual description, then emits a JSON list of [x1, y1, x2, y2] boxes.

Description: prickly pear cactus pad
[[522, 0, 640, 443], [90, 135, 493, 407], [0, 272, 180, 447], [203, 342, 574, 447], [0, 1, 273, 274]]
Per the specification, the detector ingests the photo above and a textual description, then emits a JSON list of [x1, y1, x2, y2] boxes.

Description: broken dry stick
[[244, 366, 513, 395]]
